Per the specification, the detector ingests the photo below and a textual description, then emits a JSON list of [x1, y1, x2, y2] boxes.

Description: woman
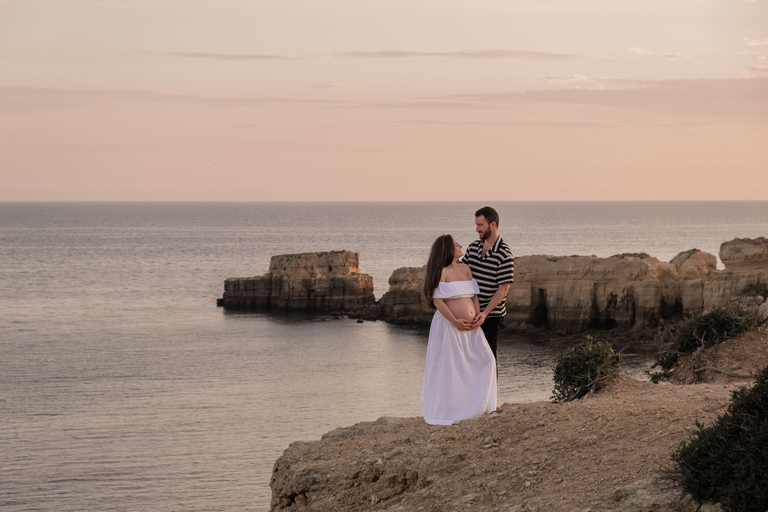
[[421, 234, 497, 425]]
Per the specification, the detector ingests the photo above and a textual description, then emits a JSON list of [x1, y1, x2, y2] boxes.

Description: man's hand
[[471, 311, 488, 329]]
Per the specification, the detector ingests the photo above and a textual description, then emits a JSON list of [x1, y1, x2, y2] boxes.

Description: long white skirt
[[421, 311, 497, 425]]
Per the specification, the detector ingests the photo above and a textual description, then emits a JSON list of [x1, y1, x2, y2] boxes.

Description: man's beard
[[478, 230, 490, 240]]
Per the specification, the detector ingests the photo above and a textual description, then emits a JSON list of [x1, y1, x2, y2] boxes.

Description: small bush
[[655, 302, 760, 372], [671, 365, 768, 512], [551, 337, 621, 403]]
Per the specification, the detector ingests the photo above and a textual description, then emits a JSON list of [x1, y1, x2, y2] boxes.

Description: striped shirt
[[461, 236, 514, 318]]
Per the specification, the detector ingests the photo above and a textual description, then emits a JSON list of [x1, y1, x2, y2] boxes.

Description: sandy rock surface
[[271, 329, 768, 512]]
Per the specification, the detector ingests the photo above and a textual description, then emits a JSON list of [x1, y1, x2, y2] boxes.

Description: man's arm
[[472, 282, 511, 327]]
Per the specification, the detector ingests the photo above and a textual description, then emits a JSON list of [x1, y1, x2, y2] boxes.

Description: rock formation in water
[[221, 250, 376, 313], [221, 238, 768, 332]]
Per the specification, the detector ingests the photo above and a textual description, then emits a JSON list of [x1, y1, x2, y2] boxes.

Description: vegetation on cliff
[[671, 364, 768, 512], [550, 336, 621, 402], [652, 297, 764, 382]]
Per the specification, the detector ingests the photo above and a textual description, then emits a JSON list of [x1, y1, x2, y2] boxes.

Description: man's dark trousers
[[481, 316, 503, 362]]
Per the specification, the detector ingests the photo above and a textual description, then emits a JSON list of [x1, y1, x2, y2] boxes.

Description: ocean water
[[1, 201, 767, 511]]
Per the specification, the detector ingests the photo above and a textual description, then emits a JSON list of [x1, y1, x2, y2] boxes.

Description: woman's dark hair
[[423, 234, 456, 309], [475, 206, 499, 227]]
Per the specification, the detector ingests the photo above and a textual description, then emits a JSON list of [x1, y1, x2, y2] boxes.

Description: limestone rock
[[720, 237, 768, 272], [379, 240, 767, 332], [222, 251, 375, 313], [670, 249, 718, 278], [220, 238, 768, 332], [270, 376, 735, 511], [377, 266, 433, 325], [759, 301, 768, 322], [509, 253, 683, 332]]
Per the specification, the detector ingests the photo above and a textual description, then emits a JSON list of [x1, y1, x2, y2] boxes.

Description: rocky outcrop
[[377, 266, 433, 325], [270, 376, 733, 511], [719, 236, 768, 271], [221, 238, 768, 332], [375, 237, 768, 333], [506, 251, 722, 332], [221, 251, 375, 313]]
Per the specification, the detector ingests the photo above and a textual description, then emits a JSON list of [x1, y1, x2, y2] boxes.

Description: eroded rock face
[[720, 237, 768, 272], [222, 251, 375, 313], [377, 266, 433, 325], [378, 240, 767, 333], [221, 238, 768, 331]]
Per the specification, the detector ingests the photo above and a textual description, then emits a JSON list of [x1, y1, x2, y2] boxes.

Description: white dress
[[421, 279, 498, 425]]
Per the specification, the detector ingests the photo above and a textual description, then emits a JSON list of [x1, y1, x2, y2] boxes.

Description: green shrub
[[671, 365, 768, 512], [551, 337, 621, 403], [655, 303, 760, 372]]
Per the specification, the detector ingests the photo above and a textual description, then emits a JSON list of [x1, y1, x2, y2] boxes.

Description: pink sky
[[1, 0, 767, 201]]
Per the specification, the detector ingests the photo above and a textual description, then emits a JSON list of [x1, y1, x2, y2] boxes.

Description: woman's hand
[[453, 318, 473, 331]]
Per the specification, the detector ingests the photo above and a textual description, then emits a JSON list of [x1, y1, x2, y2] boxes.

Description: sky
[[1, 0, 767, 201]]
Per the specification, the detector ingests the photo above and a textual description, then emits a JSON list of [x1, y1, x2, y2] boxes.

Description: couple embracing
[[421, 206, 514, 426]]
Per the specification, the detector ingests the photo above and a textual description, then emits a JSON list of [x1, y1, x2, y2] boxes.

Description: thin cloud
[[750, 64, 768, 73], [5, 77, 766, 121], [743, 38, 768, 46], [510, 5, 556, 10], [147, 48, 580, 63], [309, 83, 364, 92], [663, 53, 691, 61], [0, 86, 352, 113], [632, 47, 691, 61], [149, 51, 306, 61], [335, 49, 579, 61], [536, 75, 643, 87], [439, 77, 768, 119]]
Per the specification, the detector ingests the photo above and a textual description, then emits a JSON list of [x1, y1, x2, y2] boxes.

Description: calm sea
[[2, 201, 767, 511]]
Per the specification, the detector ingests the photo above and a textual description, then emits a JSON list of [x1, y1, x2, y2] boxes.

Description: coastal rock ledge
[[221, 251, 375, 313], [270, 375, 735, 512], [221, 237, 768, 332]]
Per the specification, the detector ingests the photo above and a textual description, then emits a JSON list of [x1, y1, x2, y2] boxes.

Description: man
[[462, 206, 514, 361]]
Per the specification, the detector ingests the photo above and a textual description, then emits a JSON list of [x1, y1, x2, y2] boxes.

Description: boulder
[[759, 301, 768, 322], [720, 237, 768, 272], [377, 266, 433, 326]]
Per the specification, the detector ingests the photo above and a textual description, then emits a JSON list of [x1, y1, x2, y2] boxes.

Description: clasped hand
[[470, 312, 487, 330], [453, 312, 486, 331]]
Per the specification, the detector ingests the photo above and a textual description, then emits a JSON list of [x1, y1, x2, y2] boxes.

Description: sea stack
[[221, 250, 376, 314]]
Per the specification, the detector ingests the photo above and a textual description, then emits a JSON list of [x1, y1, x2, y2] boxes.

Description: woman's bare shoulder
[[458, 263, 474, 279]]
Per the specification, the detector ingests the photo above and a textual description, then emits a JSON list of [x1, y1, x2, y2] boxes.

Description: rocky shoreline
[[221, 237, 768, 334]]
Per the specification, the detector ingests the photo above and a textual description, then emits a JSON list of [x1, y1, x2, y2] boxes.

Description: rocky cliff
[[269, 372, 756, 511], [221, 238, 768, 333], [377, 237, 768, 333], [221, 250, 376, 313]]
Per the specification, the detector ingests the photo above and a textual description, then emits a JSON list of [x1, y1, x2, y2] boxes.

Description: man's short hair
[[475, 206, 499, 227]]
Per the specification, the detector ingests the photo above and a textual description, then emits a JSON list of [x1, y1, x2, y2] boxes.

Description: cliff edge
[[270, 330, 768, 512]]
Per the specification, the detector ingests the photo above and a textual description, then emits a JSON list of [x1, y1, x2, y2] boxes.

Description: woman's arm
[[433, 298, 472, 331]]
